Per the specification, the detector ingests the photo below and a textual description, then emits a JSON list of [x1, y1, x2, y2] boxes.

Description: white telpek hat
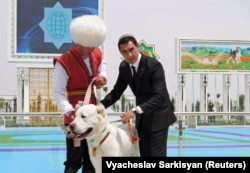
[[70, 15, 106, 47]]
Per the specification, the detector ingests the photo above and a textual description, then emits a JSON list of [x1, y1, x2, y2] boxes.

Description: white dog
[[69, 104, 140, 173]]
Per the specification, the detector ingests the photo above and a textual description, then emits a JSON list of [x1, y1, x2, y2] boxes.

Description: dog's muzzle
[[69, 125, 93, 139]]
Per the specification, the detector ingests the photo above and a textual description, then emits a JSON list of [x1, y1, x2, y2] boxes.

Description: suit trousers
[[64, 138, 95, 173], [137, 126, 169, 157]]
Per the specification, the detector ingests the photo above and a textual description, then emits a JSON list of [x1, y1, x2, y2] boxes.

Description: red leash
[[110, 119, 140, 144]]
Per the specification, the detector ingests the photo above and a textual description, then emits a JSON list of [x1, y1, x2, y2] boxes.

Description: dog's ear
[[96, 105, 106, 118]]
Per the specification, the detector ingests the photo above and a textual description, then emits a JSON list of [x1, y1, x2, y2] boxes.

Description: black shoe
[[65, 167, 78, 173], [83, 168, 95, 173]]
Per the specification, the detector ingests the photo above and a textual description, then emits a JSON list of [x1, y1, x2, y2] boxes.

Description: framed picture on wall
[[13, 0, 101, 59], [177, 38, 250, 73]]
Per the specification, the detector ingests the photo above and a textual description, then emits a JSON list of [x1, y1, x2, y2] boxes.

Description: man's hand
[[94, 76, 106, 89], [75, 101, 84, 111], [121, 110, 136, 124], [63, 110, 75, 124]]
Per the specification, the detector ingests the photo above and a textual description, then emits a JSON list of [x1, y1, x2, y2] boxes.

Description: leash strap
[[110, 119, 122, 123], [83, 77, 101, 105]]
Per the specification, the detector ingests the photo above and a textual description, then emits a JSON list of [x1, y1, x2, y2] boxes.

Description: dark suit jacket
[[101, 54, 177, 131]]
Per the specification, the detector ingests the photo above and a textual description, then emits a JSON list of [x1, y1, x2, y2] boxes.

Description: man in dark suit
[[100, 34, 177, 157]]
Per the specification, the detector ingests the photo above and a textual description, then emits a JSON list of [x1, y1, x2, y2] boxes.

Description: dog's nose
[[69, 125, 74, 132]]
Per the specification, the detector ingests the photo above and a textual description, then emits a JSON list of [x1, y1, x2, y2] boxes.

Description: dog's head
[[69, 104, 107, 140], [236, 46, 241, 52]]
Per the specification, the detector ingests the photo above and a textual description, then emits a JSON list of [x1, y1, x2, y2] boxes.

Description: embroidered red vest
[[53, 45, 102, 107]]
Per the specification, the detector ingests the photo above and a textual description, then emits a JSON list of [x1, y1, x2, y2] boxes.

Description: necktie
[[131, 66, 137, 88]]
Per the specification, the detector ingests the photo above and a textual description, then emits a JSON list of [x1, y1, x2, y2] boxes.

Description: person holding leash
[[53, 15, 107, 173], [100, 34, 176, 157]]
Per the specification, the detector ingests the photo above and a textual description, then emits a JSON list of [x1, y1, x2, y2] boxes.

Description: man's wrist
[[131, 107, 138, 114]]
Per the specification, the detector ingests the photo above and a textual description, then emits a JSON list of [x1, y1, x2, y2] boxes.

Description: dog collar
[[89, 127, 107, 144], [92, 131, 110, 157]]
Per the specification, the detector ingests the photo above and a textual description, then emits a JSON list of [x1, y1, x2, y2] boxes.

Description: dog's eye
[[81, 115, 86, 118]]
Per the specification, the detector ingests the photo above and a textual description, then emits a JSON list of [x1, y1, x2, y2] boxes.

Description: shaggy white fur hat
[[70, 15, 106, 47]]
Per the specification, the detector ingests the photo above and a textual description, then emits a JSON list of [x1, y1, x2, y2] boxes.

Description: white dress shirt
[[54, 57, 107, 112]]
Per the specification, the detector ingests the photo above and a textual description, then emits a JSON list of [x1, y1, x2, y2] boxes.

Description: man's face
[[119, 41, 139, 64], [76, 44, 95, 57]]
